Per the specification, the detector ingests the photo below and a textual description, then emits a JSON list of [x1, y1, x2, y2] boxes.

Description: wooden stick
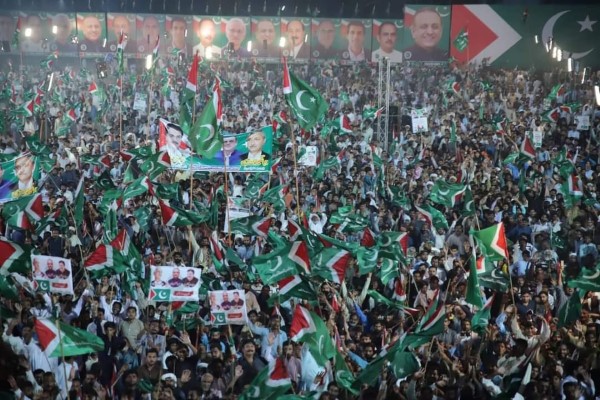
[[56, 319, 71, 400]]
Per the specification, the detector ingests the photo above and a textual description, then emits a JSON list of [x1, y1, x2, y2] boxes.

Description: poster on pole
[[298, 146, 318, 166], [31, 255, 74, 295], [411, 109, 429, 133], [147, 266, 202, 302], [0, 153, 39, 203], [576, 115, 590, 131], [209, 289, 248, 325]]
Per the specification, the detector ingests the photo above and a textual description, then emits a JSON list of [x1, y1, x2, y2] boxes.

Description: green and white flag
[[34, 319, 104, 357], [453, 28, 469, 52], [282, 58, 327, 130], [188, 77, 223, 158]]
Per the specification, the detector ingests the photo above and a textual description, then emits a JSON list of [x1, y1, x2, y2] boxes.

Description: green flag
[[283, 58, 327, 130], [453, 28, 469, 52], [557, 289, 582, 328], [188, 79, 223, 158]]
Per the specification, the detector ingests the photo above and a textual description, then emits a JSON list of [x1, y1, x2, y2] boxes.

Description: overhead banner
[[135, 14, 165, 55], [0, 154, 39, 203], [281, 18, 311, 61], [32, 255, 74, 295], [48, 13, 78, 54], [106, 13, 137, 54], [372, 20, 404, 63], [403, 5, 451, 62], [76, 13, 108, 54], [251, 17, 281, 59], [148, 265, 202, 302], [339, 19, 373, 63], [180, 126, 274, 172], [450, 5, 599, 68], [209, 289, 248, 325]]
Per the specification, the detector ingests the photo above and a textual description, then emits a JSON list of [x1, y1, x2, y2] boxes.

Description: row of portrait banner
[[2, 5, 597, 67]]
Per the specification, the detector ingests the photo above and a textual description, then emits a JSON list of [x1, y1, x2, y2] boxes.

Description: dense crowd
[[0, 47, 599, 400]]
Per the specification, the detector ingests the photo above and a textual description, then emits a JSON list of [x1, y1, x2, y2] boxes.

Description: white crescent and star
[[583, 270, 600, 280], [157, 290, 168, 300], [296, 90, 310, 111], [200, 124, 215, 141], [542, 10, 594, 60], [436, 6, 450, 17]]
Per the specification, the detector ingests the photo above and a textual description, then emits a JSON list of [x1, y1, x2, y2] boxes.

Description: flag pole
[[119, 76, 123, 149], [290, 128, 301, 217], [189, 53, 199, 211], [56, 319, 71, 400]]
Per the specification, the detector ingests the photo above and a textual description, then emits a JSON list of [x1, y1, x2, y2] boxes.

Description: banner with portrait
[[31, 255, 74, 295], [76, 13, 107, 54], [0, 153, 39, 203], [135, 14, 165, 55], [148, 265, 202, 302], [16, 12, 52, 54], [372, 20, 404, 63], [411, 108, 429, 133], [250, 17, 281, 59], [310, 18, 343, 60], [218, 17, 251, 59], [338, 19, 372, 63], [209, 290, 248, 325], [402, 5, 451, 63], [298, 146, 318, 166], [106, 13, 137, 54], [191, 16, 222, 59], [165, 15, 193, 59], [47, 13, 78, 54], [0, 13, 16, 52], [280, 18, 310, 61], [181, 126, 274, 172]]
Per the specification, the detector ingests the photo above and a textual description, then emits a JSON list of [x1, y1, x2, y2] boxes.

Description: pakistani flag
[[0, 238, 31, 275], [282, 57, 327, 130], [189, 78, 223, 158], [453, 28, 469, 52], [479, 269, 510, 292], [557, 289, 582, 328], [416, 204, 449, 230], [158, 199, 210, 227], [311, 248, 351, 284], [34, 319, 104, 357], [568, 269, 600, 292], [472, 294, 495, 334], [465, 249, 484, 308], [180, 53, 199, 135], [428, 180, 467, 207]]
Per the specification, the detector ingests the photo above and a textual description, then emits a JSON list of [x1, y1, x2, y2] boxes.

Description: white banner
[[148, 266, 202, 302], [209, 289, 248, 325], [31, 255, 74, 295], [298, 146, 318, 167], [576, 115, 590, 131], [133, 93, 148, 112], [532, 130, 543, 148]]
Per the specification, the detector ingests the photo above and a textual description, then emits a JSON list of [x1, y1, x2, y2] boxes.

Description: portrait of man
[[241, 130, 270, 164], [0, 14, 14, 48], [312, 20, 337, 58], [159, 121, 190, 166], [32, 258, 45, 279], [137, 15, 161, 54], [222, 18, 249, 58], [45, 258, 56, 280], [404, 8, 447, 62], [182, 269, 199, 287], [372, 22, 402, 63], [56, 260, 70, 279], [50, 14, 76, 53], [220, 292, 232, 311], [193, 18, 221, 59], [209, 292, 221, 311], [214, 134, 243, 166], [107, 14, 132, 53], [231, 291, 244, 309], [12, 154, 36, 199], [21, 15, 47, 53], [167, 17, 192, 57], [151, 268, 166, 287], [168, 268, 182, 287], [253, 19, 278, 58], [342, 21, 370, 62], [285, 20, 309, 59], [79, 15, 105, 53]]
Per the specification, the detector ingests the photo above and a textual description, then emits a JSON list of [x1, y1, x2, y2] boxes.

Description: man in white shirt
[[372, 22, 402, 63], [343, 21, 370, 62], [192, 18, 221, 59]]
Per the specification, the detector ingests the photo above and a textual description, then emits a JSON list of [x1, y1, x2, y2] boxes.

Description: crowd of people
[[0, 37, 599, 400]]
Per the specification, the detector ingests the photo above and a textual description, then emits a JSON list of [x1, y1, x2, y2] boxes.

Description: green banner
[[178, 126, 274, 173], [0, 153, 39, 203]]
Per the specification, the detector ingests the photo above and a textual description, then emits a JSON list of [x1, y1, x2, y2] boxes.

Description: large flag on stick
[[282, 57, 327, 130], [189, 77, 223, 158], [180, 52, 199, 135], [34, 319, 105, 357]]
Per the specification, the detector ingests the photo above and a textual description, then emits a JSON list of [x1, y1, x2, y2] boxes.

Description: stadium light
[[24, 27, 32, 37], [556, 48, 562, 62], [568, 57, 573, 72], [552, 46, 557, 59], [279, 37, 286, 48], [52, 25, 58, 35], [247, 40, 252, 52], [145, 54, 153, 70], [534, 35, 538, 44]]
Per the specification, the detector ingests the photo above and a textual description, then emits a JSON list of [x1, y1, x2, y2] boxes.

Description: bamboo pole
[[290, 128, 301, 217], [56, 319, 71, 400]]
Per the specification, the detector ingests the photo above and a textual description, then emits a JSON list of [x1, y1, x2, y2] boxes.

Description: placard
[[133, 92, 147, 111], [31, 255, 74, 295], [298, 146, 318, 166], [209, 289, 248, 325], [576, 115, 590, 131], [148, 265, 202, 301]]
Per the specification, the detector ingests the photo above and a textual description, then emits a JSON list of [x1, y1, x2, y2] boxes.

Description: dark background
[[4, 0, 598, 19]]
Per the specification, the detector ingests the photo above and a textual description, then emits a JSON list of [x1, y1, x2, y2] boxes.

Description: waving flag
[[34, 319, 104, 357], [283, 57, 327, 130]]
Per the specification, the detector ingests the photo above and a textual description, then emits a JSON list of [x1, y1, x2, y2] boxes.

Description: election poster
[[0, 154, 39, 203], [298, 146, 318, 166], [165, 15, 194, 58], [338, 19, 373, 63], [106, 13, 137, 53], [180, 126, 274, 173], [31, 255, 74, 295], [16, 12, 52, 54], [372, 20, 404, 63], [411, 109, 429, 133], [148, 265, 202, 302], [76, 13, 108, 54], [250, 17, 281, 59], [47, 13, 78, 54], [402, 5, 451, 63], [281, 18, 311, 61], [135, 14, 165, 55], [576, 115, 590, 131], [209, 290, 248, 325]]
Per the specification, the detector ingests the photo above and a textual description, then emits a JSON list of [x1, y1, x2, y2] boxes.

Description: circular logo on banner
[[342, 51, 349, 59], [138, 45, 145, 52], [50, 43, 57, 51], [312, 50, 320, 58], [404, 51, 412, 60], [80, 44, 87, 51], [110, 44, 116, 52], [282, 49, 289, 57], [252, 48, 259, 56]]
